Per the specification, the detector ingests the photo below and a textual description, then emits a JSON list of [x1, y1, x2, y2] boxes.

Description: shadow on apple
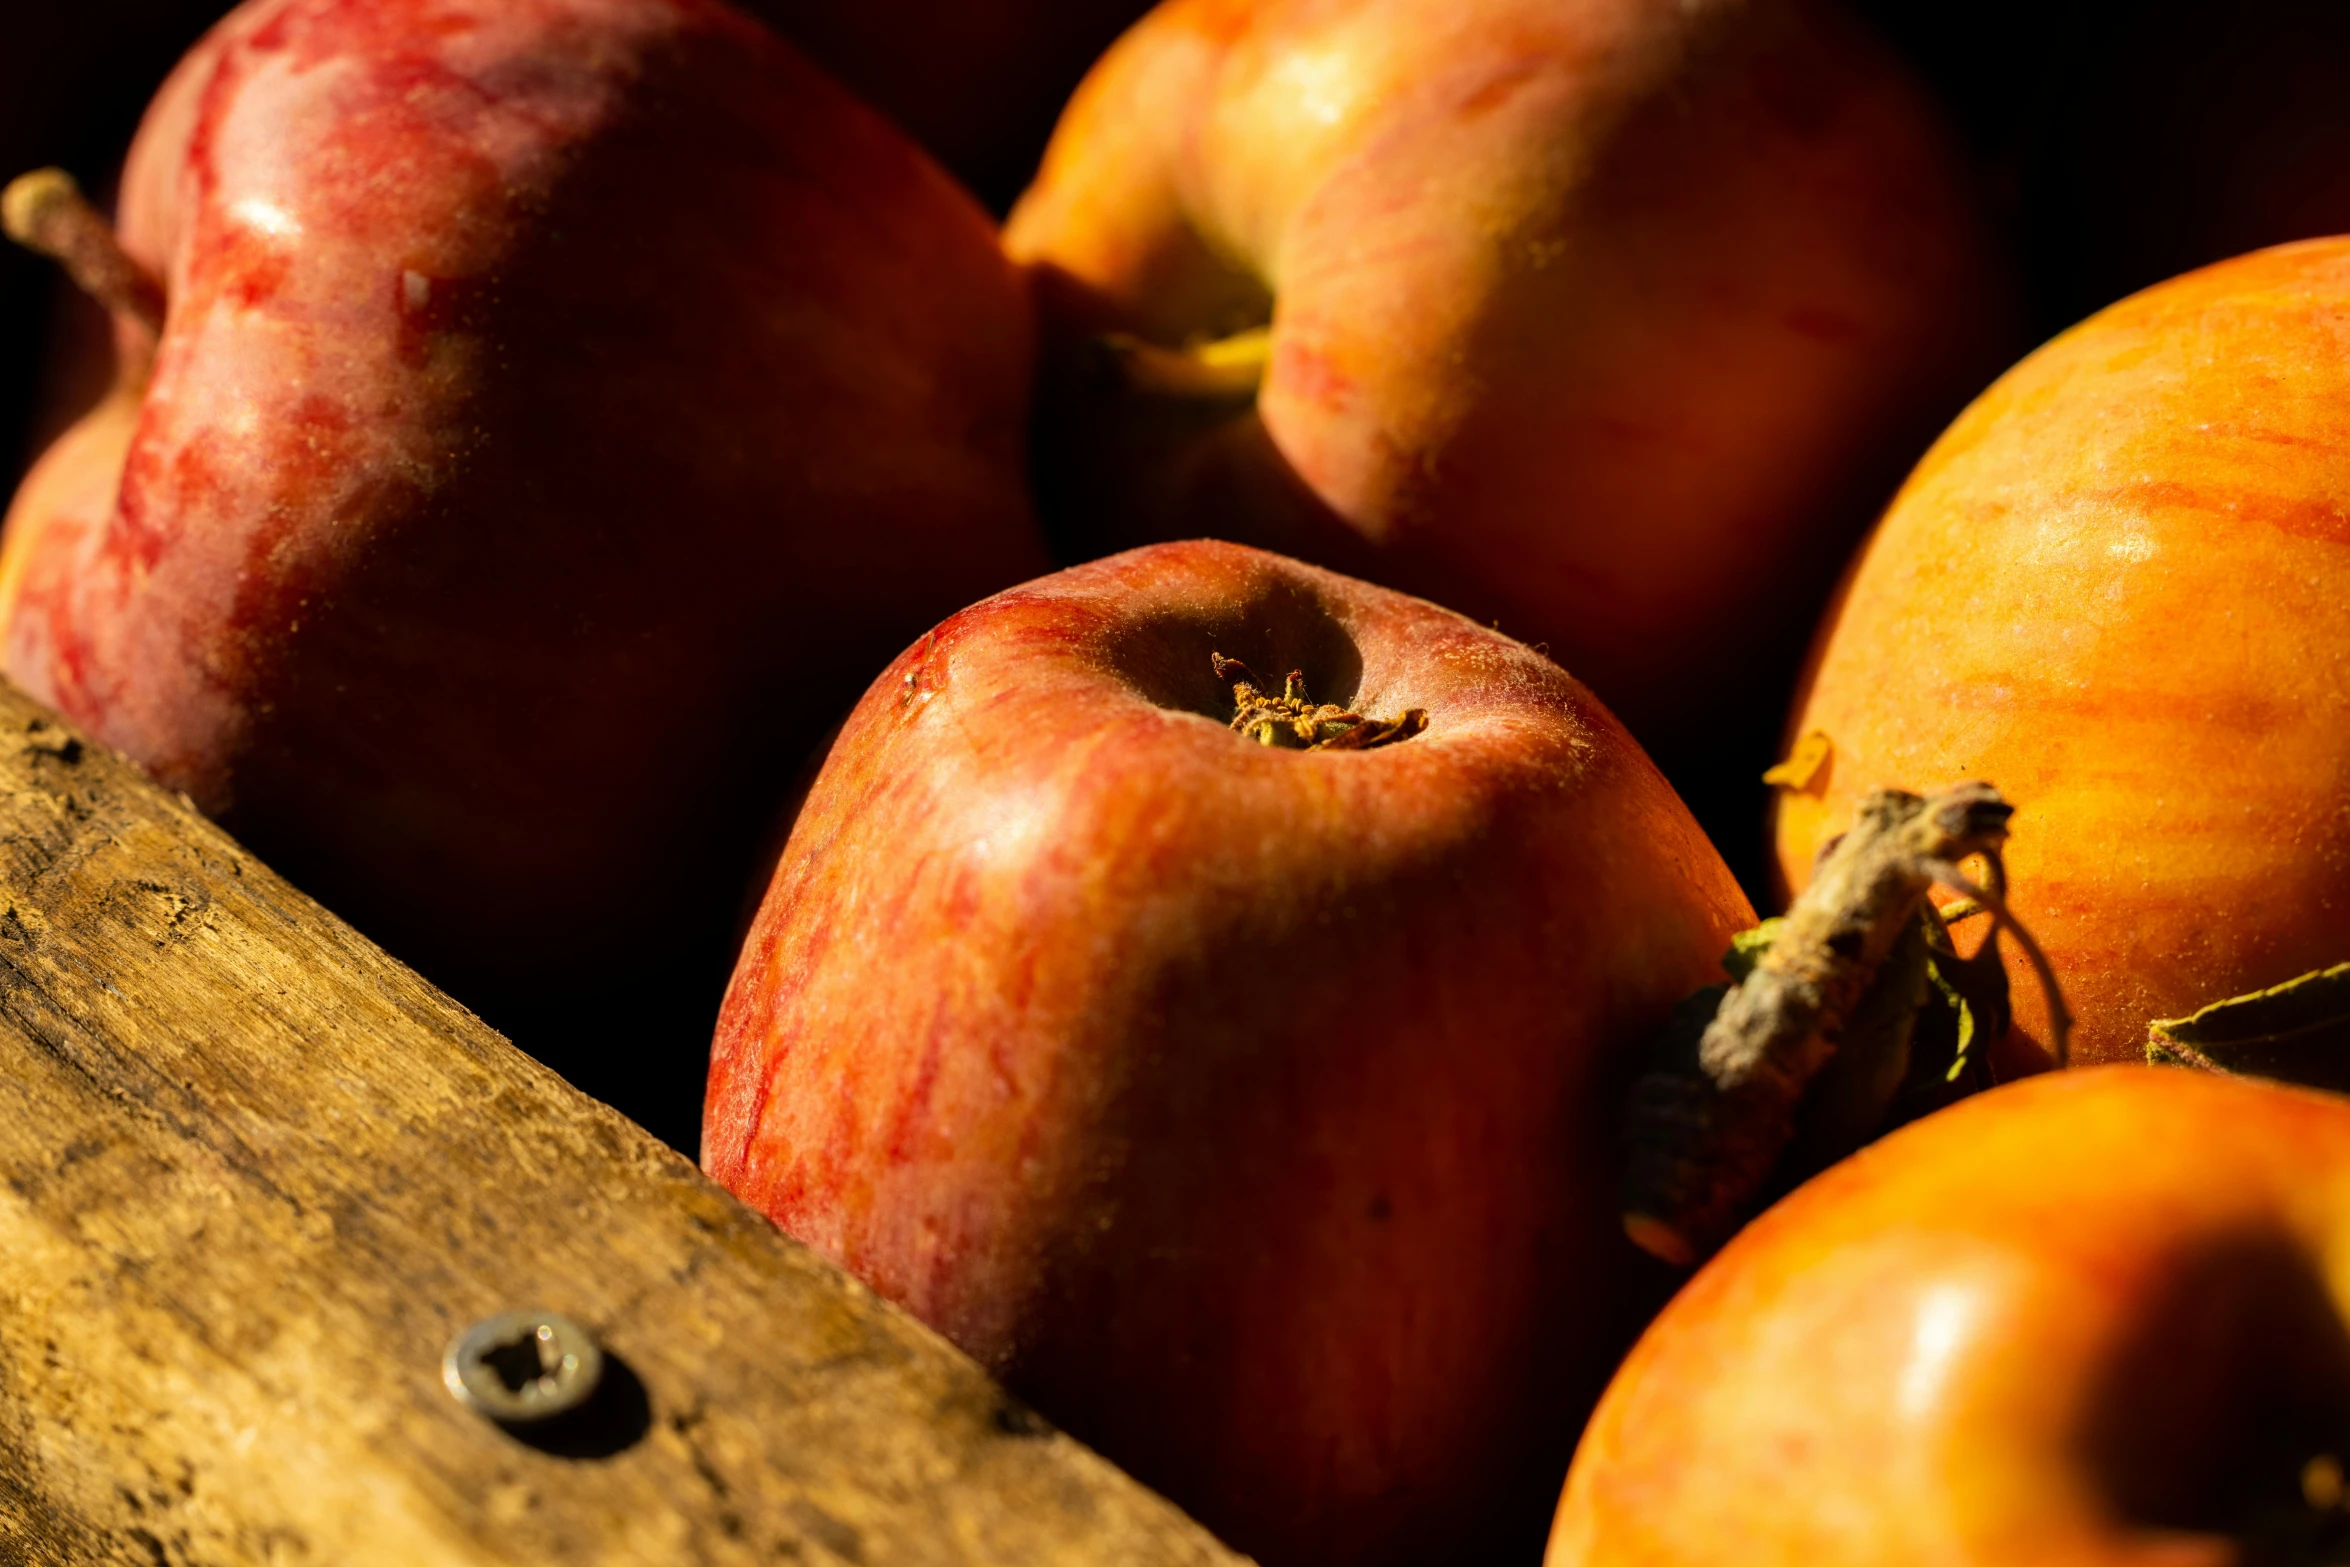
[[2077, 1227, 2350, 1554]]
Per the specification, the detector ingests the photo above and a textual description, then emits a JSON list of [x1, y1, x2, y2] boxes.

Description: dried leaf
[[1761, 731, 1833, 792], [2147, 962, 2350, 1091]]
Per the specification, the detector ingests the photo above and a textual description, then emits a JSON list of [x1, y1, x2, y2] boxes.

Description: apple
[[0, 0, 1048, 1151], [743, 0, 1152, 211], [1001, 0, 2014, 748], [1772, 239, 2350, 1067], [0, 0, 1050, 1138], [704, 538, 1756, 1566], [1550, 1064, 2350, 1564]]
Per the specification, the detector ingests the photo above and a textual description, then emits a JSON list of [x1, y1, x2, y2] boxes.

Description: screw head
[[444, 1309, 603, 1424]]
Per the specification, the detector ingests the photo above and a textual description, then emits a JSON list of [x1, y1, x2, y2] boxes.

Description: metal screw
[[444, 1309, 603, 1424]]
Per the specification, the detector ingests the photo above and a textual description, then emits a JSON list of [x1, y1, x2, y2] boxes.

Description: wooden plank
[[0, 678, 1248, 1566]]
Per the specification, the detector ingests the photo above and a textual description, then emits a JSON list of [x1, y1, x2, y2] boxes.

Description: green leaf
[[2147, 962, 2350, 1091], [1925, 954, 1981, 1082], [1722, 919, 1785, 983], [1924, 911, 2011, 1086]]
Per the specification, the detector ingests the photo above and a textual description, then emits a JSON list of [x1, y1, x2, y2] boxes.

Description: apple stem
[[4, 168, 166, 343], [1210, 652, 1426, 751], [1095, 327, 1272, 403], [1621, 782, 2069, 1267], [1914, 855, 2072, 1066]]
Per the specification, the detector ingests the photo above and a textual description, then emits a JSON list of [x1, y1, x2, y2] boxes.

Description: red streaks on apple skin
[[1454, 60, 1543, 120], [884, 1013, 953, 1170], [2087, 477, 2350, 546], [1272, 336, 1357, 413], [214, 225, 292, 310], [1935, 670, 2295, 737], [240, 0, 487, 73], [106, 443, 190, 579]]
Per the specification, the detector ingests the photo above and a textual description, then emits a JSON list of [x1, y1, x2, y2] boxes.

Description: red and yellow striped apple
[[1774, 240, 2350, 1065], [705, 539, 1754, 1566], [1553, 1066, 2350, 1565], [1004, 0, 2013, 744]]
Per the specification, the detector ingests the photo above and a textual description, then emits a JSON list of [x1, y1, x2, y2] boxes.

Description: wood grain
[[0, 677, 1248, 1566]]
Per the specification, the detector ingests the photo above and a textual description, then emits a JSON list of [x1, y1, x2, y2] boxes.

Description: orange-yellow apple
[[1003, 0, 2014, 745], [1773, 240, 2350, 1067], [704, 539, 1755, 1566], [0, 0, 1049, 1095], [1551, 1065, 2350, 1565]]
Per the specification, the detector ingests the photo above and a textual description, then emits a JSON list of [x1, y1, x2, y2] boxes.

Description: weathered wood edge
[[0, 678, 1249, 1566]]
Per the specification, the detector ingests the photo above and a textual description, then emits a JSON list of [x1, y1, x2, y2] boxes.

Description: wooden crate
[[0, 677, 1248, 1565]]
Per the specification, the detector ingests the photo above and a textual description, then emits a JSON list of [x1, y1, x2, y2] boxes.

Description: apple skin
[[704, 539, 1756, 1566], [1550, 1065, 2350, 1565], [1002, 0, 2013, 746], [0, 0, 1049, 1003], [1772, 240, 2350, 1067]]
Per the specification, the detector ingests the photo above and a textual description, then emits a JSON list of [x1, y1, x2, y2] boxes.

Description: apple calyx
[[2147, 961, 2350, 1092], [2216, 1449, 2350, 1566], [3, 168, 165, 348], [1210, 651, 1427, 751], [1621, 782, 2072, 1267], [1095, 326, 1271, 404]]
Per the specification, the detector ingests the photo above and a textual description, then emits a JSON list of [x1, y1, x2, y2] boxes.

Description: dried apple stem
[[3, 168, 165, 341], [1096, 326, 1272, 403], [1622, 782, 2068, 1267], [1210, 653, 1426, 751], [1915, 856, 2071, 1066]]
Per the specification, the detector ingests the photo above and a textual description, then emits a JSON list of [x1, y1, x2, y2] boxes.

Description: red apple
[[1001, 0, 2014, 746], [704, 539, 1756, 1566], [1551, 1065, 2350, 1564], [0, 0, 1049, 1019]]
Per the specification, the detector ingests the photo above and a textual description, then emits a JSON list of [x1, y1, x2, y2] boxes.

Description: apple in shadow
[[1004, 0, 2016, 752], [0, 0, 1050, 1142]]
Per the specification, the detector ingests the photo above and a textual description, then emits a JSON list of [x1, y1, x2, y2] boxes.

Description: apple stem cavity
[[4, 167, 166, 344], [1211, 652, 1426, 751], [1096, 326, 1272, 404], [1621, 782, 2071, 1268]]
